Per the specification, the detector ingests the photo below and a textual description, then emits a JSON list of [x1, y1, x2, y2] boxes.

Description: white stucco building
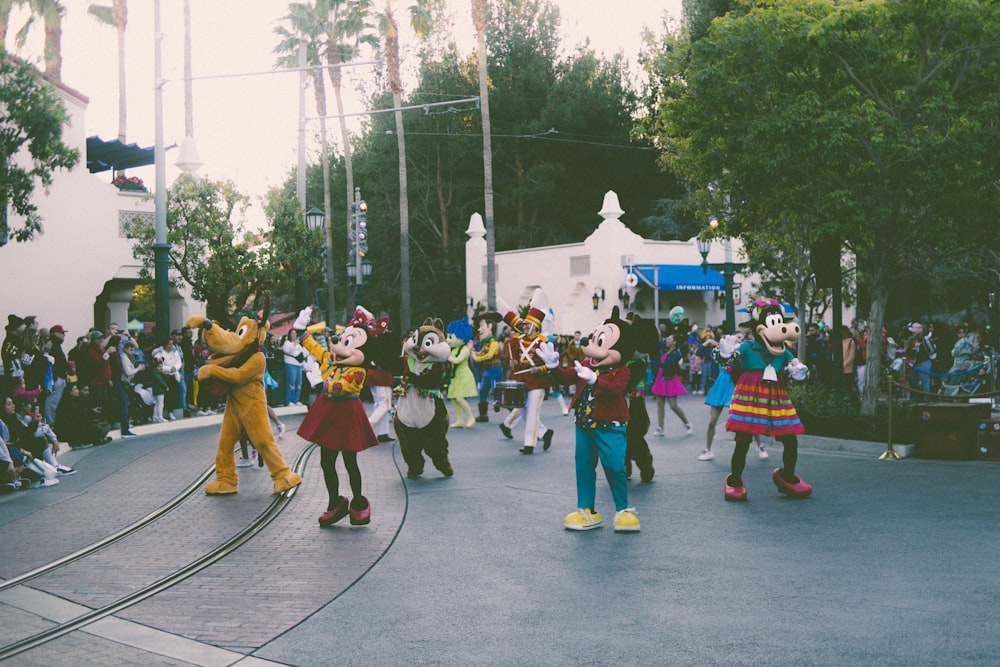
[[465, 191, 761, 336], [1, 68, 198, 340]]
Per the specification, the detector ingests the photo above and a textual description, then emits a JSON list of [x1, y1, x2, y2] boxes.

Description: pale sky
[[10, 1, 681, 229]]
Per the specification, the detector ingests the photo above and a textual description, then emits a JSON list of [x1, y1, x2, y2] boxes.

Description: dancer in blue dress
[[698, 331, 764, 461]]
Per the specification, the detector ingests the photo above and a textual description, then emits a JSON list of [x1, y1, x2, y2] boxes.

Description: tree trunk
[[860, 278, 888, 416], [313, 72, 336, 322]]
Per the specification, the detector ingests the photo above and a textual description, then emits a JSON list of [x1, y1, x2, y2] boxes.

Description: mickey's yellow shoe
[[613, 508, 640, 532], [563, 508, 602, 530]]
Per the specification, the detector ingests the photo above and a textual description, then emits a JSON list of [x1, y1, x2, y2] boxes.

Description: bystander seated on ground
[[0, 412, 24, 493], [4, 394, 74, 476], [55, 383, 112, 448]]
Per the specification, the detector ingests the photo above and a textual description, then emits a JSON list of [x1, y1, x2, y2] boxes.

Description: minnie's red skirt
[[297, 393, 379, 452]]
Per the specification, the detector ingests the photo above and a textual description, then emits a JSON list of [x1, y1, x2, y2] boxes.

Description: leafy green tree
[[125, 175, 268, 326], [0, 49, 78, 245], [645, 0, 1000, 414]]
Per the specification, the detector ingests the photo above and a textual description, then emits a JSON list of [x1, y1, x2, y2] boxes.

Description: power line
[[383, 129, 656, 151]]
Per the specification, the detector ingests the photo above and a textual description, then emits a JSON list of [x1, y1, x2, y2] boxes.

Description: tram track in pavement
[[0, 443, 316, 661]]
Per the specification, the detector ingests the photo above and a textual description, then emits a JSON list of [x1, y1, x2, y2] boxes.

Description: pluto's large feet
[[206, 479, 238, 495], [273, 472, 302, 494]]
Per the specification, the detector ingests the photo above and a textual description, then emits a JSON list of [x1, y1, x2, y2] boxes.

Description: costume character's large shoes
[[274, 472, 302, 494], [772, 468, 812, 498], [350, 496, 371, 525], [613, 508, 640, 532], [564, 508, 602, 530], [318, 496, 349, 527], [205, 480, 238, 495], [724, 475, 748, 502]]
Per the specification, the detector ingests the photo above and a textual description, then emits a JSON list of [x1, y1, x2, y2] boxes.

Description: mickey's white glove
[[536, 341, 560, 369], [573, 360, 597, 385], [293, 306, 313, 331], [787, 358, 808, 381], [718, 334, 740, 358]]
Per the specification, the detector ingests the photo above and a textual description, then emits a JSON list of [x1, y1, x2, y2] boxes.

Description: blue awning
[[86, 135, 155, 173], [632, 264, 725, 292]]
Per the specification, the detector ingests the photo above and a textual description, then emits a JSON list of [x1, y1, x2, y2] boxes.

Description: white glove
[[718, 334, 740, 358], [292, 306, 313, 331], [536, 341, 560, 369], [573, 360, 597, 385], [787, 358, 808, 381]]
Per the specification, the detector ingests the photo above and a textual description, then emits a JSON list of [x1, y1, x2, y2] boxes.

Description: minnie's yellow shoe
[[563, 508, 602, 530]]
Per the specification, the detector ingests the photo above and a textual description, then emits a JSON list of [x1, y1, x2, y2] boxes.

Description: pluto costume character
[[185, 310, 302, 495], [395, 318, 455, 479], [717, 298, 811, 501], [538, 306, 641, 532]]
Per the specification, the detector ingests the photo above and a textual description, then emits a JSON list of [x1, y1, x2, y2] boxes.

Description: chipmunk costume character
[[293, 306, 396, 527], [717, 298, 811, 501], [395, 318, 455, 479], [538, 306, 641, 532], [185, 305, 302, 496]]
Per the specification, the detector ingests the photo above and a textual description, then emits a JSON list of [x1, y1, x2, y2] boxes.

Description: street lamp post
[[697, 220, 746, 333], [348, 187, 368, 308], [346, 258, 373, 305], [305, 206, 326, 318]]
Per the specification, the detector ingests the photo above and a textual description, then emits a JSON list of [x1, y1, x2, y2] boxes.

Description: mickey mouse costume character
[[538, 306, 641, 532], [293, 306, 396, 527], [716, 298, 811, 501]]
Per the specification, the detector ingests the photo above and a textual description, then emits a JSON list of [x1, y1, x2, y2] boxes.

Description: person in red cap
[[43, 325, 70, 425], [498, 291, 555, 454]]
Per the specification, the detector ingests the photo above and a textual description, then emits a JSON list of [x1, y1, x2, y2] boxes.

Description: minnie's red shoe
[[772, 468, 813, 498], [318, 496, 349, 527], [724, 475, 748, 502], [350, 496, 371, 526]]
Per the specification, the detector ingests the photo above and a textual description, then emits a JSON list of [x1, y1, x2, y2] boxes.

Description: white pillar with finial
[[466, 212, 488, 318]]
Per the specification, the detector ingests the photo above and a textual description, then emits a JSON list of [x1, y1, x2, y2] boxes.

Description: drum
[[495, 381, 527, 408]]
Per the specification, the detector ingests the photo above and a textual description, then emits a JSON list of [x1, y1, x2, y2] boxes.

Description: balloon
[[669, 306, 685, 325]]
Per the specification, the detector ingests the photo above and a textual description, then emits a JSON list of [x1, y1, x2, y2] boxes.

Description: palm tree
[[3, 0, 64, 79], [276, 1, 337, 320], [0, 0, 27, 47], [471, 0, 495, 310], [87, 0, 128, 142], [276, 0, 375, 322], [375, 0, 430, 331]]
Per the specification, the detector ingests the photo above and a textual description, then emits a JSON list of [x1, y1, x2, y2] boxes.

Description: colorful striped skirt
[[725, 370, 804, 436]]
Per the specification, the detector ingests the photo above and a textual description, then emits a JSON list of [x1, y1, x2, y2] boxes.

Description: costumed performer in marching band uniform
[[498, 290, 554, 454], [716, 298, 811, 501]]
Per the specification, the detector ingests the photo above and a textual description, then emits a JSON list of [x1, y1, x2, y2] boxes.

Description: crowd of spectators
[[0, 313, 247, 494]]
